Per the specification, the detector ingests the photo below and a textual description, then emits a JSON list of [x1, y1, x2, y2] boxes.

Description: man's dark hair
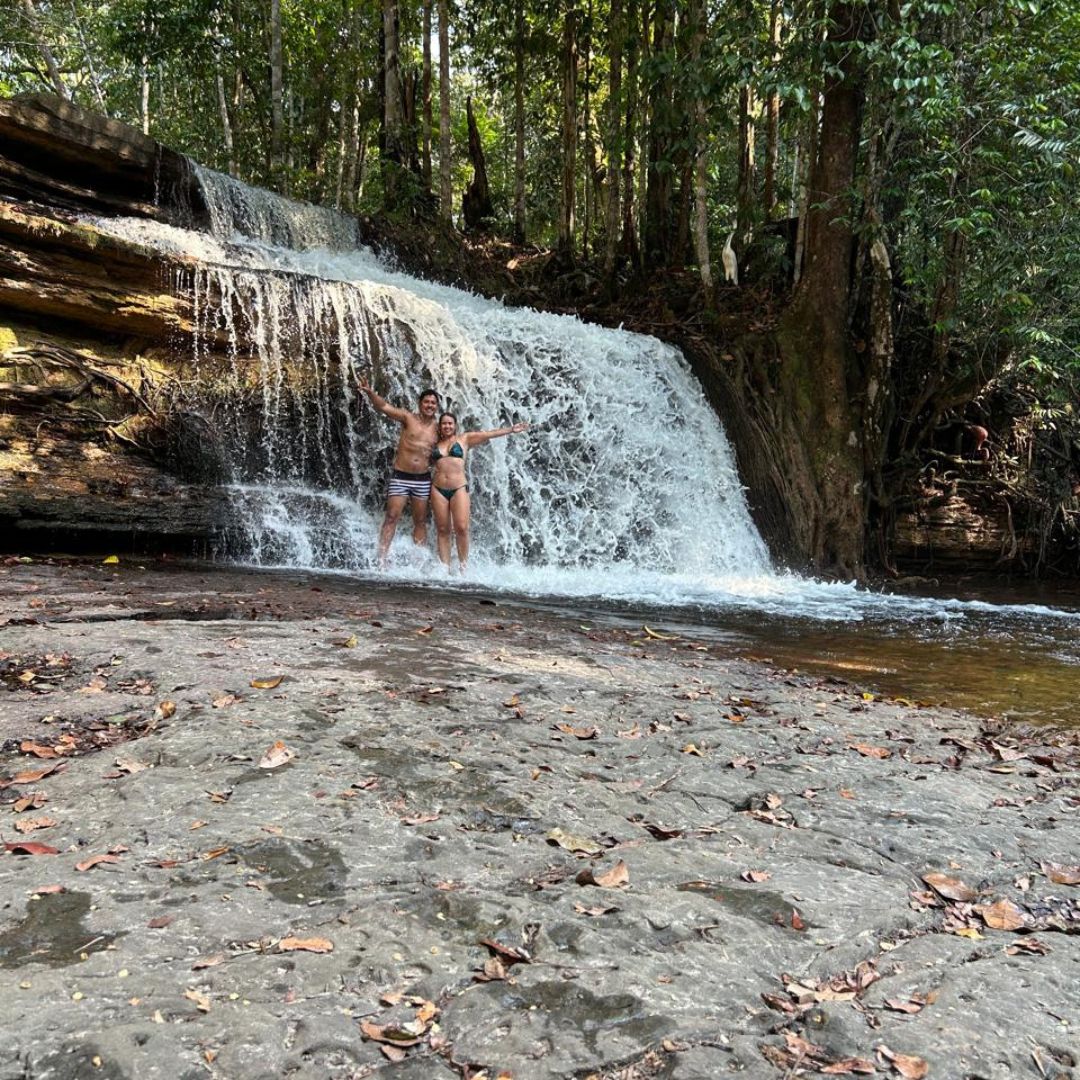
[[419, 388, 439, 404]]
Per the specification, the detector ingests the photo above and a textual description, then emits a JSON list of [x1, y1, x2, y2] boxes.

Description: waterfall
[[88, 172, 780, 605]]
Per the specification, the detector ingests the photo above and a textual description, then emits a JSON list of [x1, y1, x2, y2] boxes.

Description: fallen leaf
[[4, 841, 59, 855], [616, 723, 642, 738], [416, 625, 434, 635], [951, 927, 984, 940], [474, 955, 509, 982], [147, 915, 174, 929], [839, 789, 857, 800], [184, 988, 211, 1012], [278, 936, 334, 954], [877, 1046, 928, 1079], [12, 792, 48, 813], [380, 1045, 407, 1063], [155, 700, 176, 720], [922, 872, 977, 902], [259, 741, 297, 769], [340, 635, 359, 648], [1041, 862, 1080, 886], [1006, 938, 1050, 956], [13, 816, 57, 834], [576, 859, 630, 888], [202, 846, 230, 861], [642, 625, 676, 640], [546, 828, 602, 856], [741, 869, 771, 883], [884, 998, 923, 1014], [850, 743, 892, 759], [976, 898, 1026, 931], [211, 693, 240, 708], [574, 901, 619, 916], [401, 812, 440, 825], [19, 742, 58, 759], [3, 762, 65, 787], [554, 722, 599, 740], [791, 909, 805, 931], [681, 743, 704, 756], [32, 883, 65, 895], [359, 1019, 422, 1047], [102, 555, 120, 564], [250, 675, 285, 690], [191, 954, 225, 970], [821, 1059, 878, 1075], [76, 853, 121, 871]]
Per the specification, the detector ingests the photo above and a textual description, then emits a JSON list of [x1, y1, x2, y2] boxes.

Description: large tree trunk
[[422, 0, 433, 189], [642, 3, 674, 269], [602, 0, 623, 279], [438, 0, 452, 222], [619, 0, 639, 264], [557, 5, 579, 264], [771, 1, 870, 575], [269, 0, 284, 183], [462, 96, 493, 231], [382, 0, 405, 209], [763, 0, 781, 219], [688, 0, 712, 297], [512, 0, 527, 243]]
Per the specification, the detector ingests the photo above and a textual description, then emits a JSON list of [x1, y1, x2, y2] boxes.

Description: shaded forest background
[[2, 0, 1080, 576]]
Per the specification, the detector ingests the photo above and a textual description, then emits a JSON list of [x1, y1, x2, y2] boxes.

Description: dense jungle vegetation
[[3, 0, 1079, 575]]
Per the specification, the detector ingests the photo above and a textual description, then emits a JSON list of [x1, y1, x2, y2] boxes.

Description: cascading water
[[83, 169, 1080, 635], [92, 167, 774, 603]]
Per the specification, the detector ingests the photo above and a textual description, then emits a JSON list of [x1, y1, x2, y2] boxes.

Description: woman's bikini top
[[431, 441, 465, 463]]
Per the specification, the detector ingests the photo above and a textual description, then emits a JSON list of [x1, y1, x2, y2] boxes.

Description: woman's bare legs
[[430, 490, 453, 567], [449, 490, 471, 571]]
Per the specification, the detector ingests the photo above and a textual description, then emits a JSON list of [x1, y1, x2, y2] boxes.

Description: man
[[358, 380, 440, 565]]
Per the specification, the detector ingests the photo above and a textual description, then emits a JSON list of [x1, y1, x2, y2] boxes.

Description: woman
[[430, 412, 529, 572]]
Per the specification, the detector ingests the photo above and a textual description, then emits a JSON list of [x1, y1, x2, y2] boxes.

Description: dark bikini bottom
[[435, 485, 468, 502]]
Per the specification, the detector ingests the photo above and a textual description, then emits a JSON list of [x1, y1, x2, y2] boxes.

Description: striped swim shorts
[[387, 468, 432, 500]]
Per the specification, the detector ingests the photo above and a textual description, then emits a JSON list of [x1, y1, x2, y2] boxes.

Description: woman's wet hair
[[439, 412, 458, 429]]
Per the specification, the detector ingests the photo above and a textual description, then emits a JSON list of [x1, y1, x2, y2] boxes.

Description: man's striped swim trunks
[[387, 469, 432, 500]]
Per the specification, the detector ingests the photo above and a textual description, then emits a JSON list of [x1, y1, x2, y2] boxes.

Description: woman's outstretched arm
[[463, 422, 529, 448]]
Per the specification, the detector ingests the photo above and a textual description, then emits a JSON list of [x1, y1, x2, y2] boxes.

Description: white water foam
[[82, 177, 1080, 630]]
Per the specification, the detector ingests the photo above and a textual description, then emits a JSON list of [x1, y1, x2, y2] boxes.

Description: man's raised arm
[[358, 379, 411, 424]]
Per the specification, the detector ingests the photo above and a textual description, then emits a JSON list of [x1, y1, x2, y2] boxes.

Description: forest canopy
[[3, 0, 1079, 573]]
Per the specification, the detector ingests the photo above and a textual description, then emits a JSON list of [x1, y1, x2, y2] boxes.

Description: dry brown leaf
[[741, 869, 771, 883], [155, 700, 177, 720], [4, 841, 59, 855], [13, 816, 57, 834], [877, 1046, 929, 1079], [212, 693, 240, 708], [1041, 861, 1080, 886], [1005, 938, 1050, 956], [790, 909, 806, 931], [681, 743, 704, 756], [184, 988, 211, 1012], [976, 898, 1026, 931], [359, 1019, 422, 1047], [202, 846, 230, 861], [12, 792, 48, 813], [32, 884, 66, 895], [474, 956, 509, 982], [922, 872, 977, 902], [19, 742, 59, 759], [250, 675, 285, 690], [416, 626, 434, 635], [850, 743, 892, 759], [574, 901, 618, 916], [75, 853, 121, 872], [401, 811, 440, 825], [576, 859, 630, 888], [821, 1059, 878, 1075], [545, 828, 602, 856], [616, 723, 642, 738], [554, 722, 599, 740], [191, 953, 225, 970], [414, 1000, 438, 1024], [3, 762, 65, 787], [380, 1045, 408, 1063], [259, 740, 297, 769], [147, 915, 174, 929], [884, 999, 923, 1014], [279, 936, 334, 954]]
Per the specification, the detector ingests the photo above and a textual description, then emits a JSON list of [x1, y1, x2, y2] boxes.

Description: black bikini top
[[431, 441, 465, 462]]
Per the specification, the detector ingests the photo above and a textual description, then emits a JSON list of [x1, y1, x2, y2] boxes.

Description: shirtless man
[[358, 380, 440, 564]]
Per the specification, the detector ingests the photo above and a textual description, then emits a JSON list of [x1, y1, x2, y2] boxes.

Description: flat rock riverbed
[[1, 559, 1078, 1080]]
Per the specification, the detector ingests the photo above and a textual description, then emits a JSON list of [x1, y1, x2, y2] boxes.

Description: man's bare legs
[[378, 494, 430, 565]]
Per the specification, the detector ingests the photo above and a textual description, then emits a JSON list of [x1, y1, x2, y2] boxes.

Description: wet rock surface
[[1, 559, 1078, 1080]]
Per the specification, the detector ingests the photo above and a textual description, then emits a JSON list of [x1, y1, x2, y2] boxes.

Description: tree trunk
[[422, 0, 433, 189], [773, 1, 870, 575], [688, 0, 712, 296], [462, 96, 494, 231], [582, 0, 593, 261], [619, 0, 639, 263], [602, 0, 623, 279], [763, 0, 781, 219], [736, 84, 755, 243], [557, 4, 578, 264], [438, 0, 452, 222], [513, 0, 527, 243], [643, 3, 674, 269], [19, 0, 69, 100], [269, 0, 284, 184], [382, 0, 405, 209]]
